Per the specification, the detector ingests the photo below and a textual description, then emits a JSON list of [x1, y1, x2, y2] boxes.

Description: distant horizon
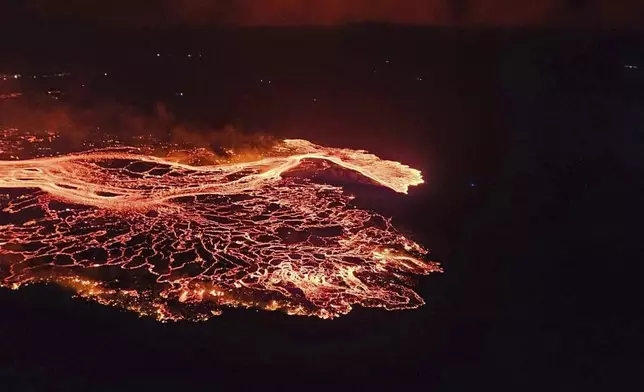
[[3, 18, 643, 33]]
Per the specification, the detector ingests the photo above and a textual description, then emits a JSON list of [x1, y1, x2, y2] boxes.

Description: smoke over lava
[[0, 128, 440, 321]]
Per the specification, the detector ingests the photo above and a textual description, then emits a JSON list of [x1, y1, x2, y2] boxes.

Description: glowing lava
[[0, 135, 441, 321]]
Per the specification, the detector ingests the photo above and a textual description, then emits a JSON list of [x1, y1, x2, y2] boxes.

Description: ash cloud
[[27, 0, 644, 27]]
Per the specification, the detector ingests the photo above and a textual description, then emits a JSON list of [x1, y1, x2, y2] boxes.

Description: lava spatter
[[0, 133, 441, 321]]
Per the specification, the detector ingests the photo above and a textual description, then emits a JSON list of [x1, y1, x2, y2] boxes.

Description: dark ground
[[1, 26, 642, 390]]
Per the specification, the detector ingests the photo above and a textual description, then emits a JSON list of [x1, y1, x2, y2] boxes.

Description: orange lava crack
[[0, 135, 441, 321]]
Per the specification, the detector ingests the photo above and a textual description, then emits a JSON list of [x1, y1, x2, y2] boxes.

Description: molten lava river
[[0, 130, 441, 321]]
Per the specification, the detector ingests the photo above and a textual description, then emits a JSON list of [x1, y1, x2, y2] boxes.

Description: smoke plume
[[0, 99, 276, 161]]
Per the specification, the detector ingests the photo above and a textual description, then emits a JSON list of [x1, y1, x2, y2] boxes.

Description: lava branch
[[0, 137, 440, 321]]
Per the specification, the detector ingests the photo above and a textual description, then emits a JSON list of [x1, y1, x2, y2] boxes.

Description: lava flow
[[0, 134, 441, 321]]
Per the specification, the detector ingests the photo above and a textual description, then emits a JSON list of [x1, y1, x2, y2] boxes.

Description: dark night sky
[[3, 0, 644, 28]]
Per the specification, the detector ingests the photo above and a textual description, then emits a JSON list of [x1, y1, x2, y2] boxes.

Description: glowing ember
[[0, 133, 441, 321]]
